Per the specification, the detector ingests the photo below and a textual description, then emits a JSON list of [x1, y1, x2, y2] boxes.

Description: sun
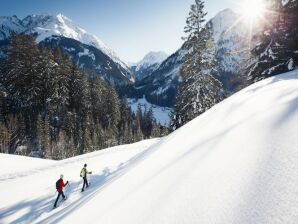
[[240, 0, 266, 23]]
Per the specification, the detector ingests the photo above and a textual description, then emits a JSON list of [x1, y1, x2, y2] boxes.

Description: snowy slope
[[134, 48, 186, 107], [206, 8, 256, 76], [130, 51, 168, 80], [1, 69, 298, 223], [128, 97, 171, 125], [134, 51, 168, 71], [22, 14, 130, 70], [0, 154, 56, 182], [0, 16, 24, 40], [0, 14, 134, 84]]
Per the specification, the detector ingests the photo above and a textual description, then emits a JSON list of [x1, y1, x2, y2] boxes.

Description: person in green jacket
[[80, 164, 92, 192]]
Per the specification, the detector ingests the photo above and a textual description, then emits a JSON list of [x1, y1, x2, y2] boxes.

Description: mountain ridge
[[131, 8, 253, 107], [0, 13, 134, 85], [130, 51, 168, 80]]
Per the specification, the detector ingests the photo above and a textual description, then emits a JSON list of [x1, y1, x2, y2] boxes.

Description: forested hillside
[[0, 33, 167, 159]]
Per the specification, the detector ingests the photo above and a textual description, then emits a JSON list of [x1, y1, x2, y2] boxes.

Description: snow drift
[[0, 70, 298, 223]]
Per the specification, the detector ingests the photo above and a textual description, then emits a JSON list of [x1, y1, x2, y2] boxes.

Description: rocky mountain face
[[130, 51, 168, 81], [129, 9, 252, 107], [0, 10, 254, 105], [0, 14, 134, 85]]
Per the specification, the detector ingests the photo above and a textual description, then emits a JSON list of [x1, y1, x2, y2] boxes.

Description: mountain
[[130, 51, 168, 80], [0, 14, 134, 85], [41, 36, 134, 85], [210, 9, 251, 90], [1, 69, 298, 223], [133, 9, 252, 107], [132, 48, 186, 107], [0, 16, 24, 40]]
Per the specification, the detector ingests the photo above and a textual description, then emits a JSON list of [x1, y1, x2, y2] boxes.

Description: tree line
[[0, 33, 167, 159]]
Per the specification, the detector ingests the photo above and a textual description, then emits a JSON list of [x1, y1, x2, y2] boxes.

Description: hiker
[[54, 174, 69, 208], [80, 163, 92, 192]]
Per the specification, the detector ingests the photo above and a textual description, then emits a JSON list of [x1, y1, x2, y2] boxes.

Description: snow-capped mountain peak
[[22, 13, 128, 68], [130, 51, 169, 80], [0, 13, 129, 71], [134, 8, 252, 107], [0, 14, 133, 84], [136, 51, 168, 71], [0, 15, 23, 39], [208, 8, 240, 43]]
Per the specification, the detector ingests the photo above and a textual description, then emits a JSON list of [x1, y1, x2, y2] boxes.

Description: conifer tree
[[247, 0, 298, 82], [172, 0, 224, 130], [0, 32, 162, 159], [133, 110, 143, 141], [36, 114, 50, 158]]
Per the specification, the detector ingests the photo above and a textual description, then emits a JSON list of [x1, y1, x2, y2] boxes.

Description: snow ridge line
[[0, 139, 160, 182], [0, 139, 163, 223]]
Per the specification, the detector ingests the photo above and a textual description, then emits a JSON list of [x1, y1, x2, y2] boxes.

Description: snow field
[[0, 69, 298, 223]]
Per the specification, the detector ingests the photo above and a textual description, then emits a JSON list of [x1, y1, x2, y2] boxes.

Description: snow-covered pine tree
[[151, 122, 161, 138], [66, 135, 76, 158], [142, 106, 154, 138], [171, 0, 224, 130], [68, 63, 83, 112], [2, 33, 43, 114], [88, 75, 105, 124], [133, 108, 144, 141], [50, 47, 71, 118], [101, 84, 120, 147], [118, 97, 131, 144], [0, 122, 9, 153], [0, 32, 163, 158], [36, 114, 50, 158], [248, 0, 298, 82]]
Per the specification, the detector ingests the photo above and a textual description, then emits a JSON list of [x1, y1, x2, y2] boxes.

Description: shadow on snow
[[0, 140, 161, 224]]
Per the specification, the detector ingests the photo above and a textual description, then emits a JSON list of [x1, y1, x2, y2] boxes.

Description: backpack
[[56, 179, 61, 190], [80, 168, 85, 177]]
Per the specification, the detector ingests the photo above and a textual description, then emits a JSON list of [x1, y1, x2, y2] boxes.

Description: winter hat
[[60, 174, 64, 178], [84, 164, 87, 167]]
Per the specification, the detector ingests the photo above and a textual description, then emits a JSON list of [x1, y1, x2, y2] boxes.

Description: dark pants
[[82, 177, 89, 191], [54, 191, 65, 207]]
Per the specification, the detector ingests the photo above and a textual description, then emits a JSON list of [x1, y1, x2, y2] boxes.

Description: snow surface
[[0, 154, 56, 182], [23, 14, 129, 70], [0, 16, 24, 39], [1, 69, 298, 223], [78, 48, 95, 61], [282, 0, 290, 6], [128, 97, 171, 125], [209, 8, 239, 43], [0, 14, 130, 72], [134, 51, 168, 72]]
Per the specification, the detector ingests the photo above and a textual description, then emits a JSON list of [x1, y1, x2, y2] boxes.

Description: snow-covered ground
[[128, 97, 171, 125], [1, 69, 298, 223]]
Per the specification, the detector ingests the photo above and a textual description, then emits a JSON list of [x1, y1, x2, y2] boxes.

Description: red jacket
[[57, 179, 66, 192]]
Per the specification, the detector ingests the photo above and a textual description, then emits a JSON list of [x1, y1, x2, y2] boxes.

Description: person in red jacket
[[54, 174, 69, 208]]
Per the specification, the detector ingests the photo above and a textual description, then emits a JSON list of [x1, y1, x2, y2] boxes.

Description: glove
[[66, 181, 69, 185], [89, 171, 92, 174]]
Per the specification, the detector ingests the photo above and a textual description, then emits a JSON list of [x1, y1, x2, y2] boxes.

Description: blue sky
[[0, 0, 239, 62]]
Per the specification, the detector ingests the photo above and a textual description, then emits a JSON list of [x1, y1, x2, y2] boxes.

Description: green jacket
[[80, 167, 91, 177]]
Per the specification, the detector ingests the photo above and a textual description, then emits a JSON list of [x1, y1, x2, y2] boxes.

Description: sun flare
[[240, 0, 266, 22]]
